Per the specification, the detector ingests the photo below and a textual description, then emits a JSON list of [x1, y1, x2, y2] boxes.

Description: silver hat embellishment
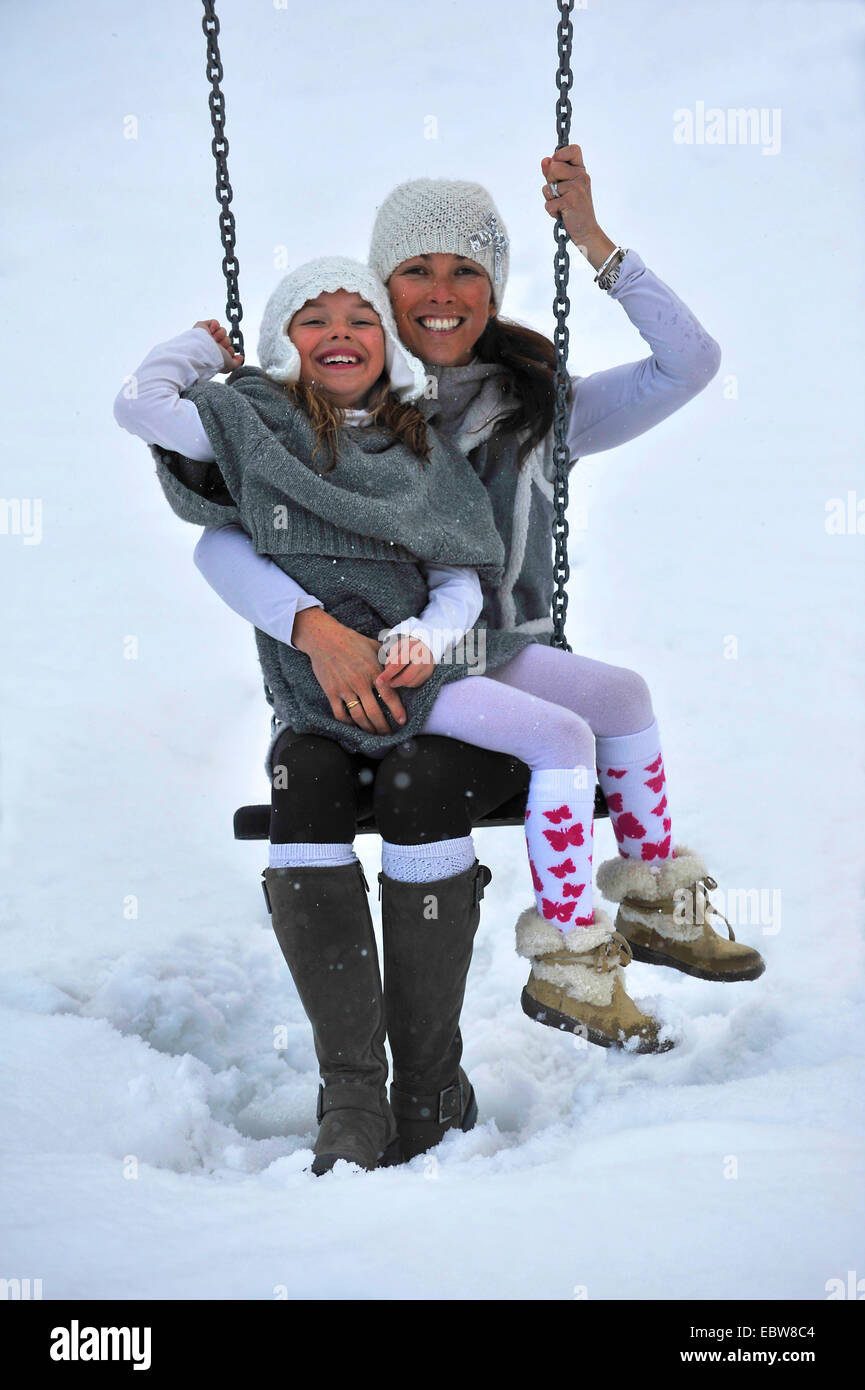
[[467, 213, 509, 285]]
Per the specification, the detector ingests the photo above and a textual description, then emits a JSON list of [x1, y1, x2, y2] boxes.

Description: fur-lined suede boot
[[378, 862, 490, 1160], [596, 845, 766, 982], [262, 862, 401, 1175], [517, 908, 674, 1053]]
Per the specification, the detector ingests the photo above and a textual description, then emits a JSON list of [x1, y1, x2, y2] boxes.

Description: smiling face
[[287, 289, 386, 407], [387, 253, 496, 367]]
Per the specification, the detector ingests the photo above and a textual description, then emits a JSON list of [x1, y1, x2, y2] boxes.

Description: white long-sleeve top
[[113, 327, 482, 659], [114, 248, 720, 651]]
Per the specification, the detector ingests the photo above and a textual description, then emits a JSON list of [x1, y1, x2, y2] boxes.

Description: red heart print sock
[[595, 720, 672, 861]]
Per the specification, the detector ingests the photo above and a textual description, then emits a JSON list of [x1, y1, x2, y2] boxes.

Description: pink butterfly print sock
[[595, 720, 672, 862], [525, 768, 596, 931]]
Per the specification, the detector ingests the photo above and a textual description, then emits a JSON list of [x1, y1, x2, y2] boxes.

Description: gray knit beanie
[[368, 178, 510, 309]]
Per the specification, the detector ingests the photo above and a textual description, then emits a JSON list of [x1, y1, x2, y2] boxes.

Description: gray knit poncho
[[151, 359, 566, 644], [173, 368, 532, 754]]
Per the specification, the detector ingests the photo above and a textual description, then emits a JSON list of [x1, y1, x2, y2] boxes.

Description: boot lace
[[626, 875, 736, 940]]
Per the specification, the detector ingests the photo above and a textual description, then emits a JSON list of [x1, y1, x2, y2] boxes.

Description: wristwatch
[[595, 246, 628, 290]]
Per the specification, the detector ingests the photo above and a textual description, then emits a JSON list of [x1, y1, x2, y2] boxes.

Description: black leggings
[[270, 730, 530, 845]]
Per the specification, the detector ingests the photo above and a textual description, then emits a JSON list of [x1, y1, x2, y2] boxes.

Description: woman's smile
[[414, 314, 466, 337]]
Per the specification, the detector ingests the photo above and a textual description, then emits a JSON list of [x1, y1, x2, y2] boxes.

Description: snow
[[1, 0, 863, 1300]]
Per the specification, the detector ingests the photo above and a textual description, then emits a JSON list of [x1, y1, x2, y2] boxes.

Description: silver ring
[[549, 181, 559, 198]]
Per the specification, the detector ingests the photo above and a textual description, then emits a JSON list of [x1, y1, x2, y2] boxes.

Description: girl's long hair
[[473, 315, 568, 467], [263, 373, 431, 474]]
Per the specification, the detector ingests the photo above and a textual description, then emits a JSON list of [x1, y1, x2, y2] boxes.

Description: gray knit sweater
[[173, 369, 532, 754]]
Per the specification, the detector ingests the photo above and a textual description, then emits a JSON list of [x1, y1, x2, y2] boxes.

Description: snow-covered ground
[[1, 0, 863, 1300]]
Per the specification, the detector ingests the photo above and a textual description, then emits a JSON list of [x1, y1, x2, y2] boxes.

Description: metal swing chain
[[201, 0, 245, 358], [551, 0, 574, 652], [200, 2, 282, 724]]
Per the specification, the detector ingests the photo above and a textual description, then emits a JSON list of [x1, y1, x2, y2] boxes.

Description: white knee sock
[[268, 841, 358, 869], [380, 835, 476, 883], [525, 768, 596, 931], [595, 720, 672, 861]]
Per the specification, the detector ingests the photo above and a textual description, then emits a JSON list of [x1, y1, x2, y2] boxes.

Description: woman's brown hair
[[473, 316, 569, 467]]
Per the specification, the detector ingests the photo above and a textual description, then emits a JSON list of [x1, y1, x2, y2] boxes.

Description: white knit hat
[[257, 255, 427, 402], [368, 179, 510, 309]]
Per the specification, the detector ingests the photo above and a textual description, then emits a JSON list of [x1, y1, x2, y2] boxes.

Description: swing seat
[[233, 784, 609, 840]]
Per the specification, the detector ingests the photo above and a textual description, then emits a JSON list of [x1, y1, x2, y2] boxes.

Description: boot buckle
[[437, 1081, 464, 1124], [474, 862, 493, 908], [316, 1084, 325, 1123]]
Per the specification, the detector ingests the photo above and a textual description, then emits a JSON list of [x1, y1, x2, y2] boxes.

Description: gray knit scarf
[[420, 359, 517, 455]]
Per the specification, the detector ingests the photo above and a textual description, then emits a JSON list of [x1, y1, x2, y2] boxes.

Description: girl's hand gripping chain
[[194, 319, 245, 370]]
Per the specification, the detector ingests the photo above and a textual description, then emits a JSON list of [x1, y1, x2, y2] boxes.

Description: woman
[[126, 148, 763, 1167]]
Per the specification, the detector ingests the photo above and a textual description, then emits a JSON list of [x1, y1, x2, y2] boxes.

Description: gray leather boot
[[262, 861, 401, 1175], [378, 860, 492, 1161]]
